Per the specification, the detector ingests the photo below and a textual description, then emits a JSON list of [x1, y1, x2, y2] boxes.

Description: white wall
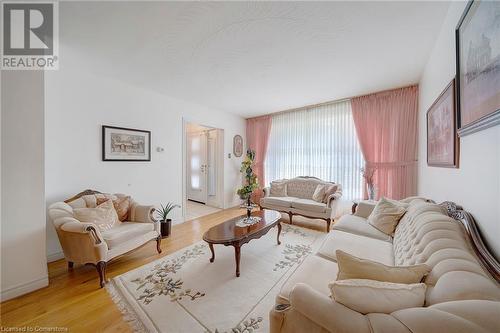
[[44, 65, 245, 260], [1, 71, 48, 301], [418, 1, 500, 259]]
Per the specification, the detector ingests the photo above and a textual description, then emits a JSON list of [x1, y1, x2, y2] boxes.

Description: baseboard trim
[[47, 251, 65, 263], [0, 275, 48, 302]]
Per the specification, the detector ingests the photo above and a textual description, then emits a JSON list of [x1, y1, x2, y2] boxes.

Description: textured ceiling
[[59, 1, 450, 118]]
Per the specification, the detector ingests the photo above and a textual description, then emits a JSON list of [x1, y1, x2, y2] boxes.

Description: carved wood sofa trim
[[64, 189, 102, 203], [441, 201, 500, 283], [350, 199, 499, 283]]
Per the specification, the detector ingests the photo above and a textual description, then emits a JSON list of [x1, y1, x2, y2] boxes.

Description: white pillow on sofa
[[270, 181, 287, 197], [329, 279, 426, 314], [368, 197, 408, 235], [73, 199, 120, 231], [312, 184, 326, 202], [336, 250, 430, 283]]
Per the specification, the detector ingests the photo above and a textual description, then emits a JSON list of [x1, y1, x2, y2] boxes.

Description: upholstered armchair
[[48, 191, 161, 288]]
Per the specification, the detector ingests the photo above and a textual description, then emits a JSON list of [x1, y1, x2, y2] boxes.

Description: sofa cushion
[[286, 178, 325, 199], [317, 230, 394, 265], [73, 200, 120, 232], [261, 196, 295, 208], [425, 271, 500, 306], [102, 222, 154, 249], [330, 279, 426, 314], [336, 250, 430, 283], [368, 197, 408, 235], [67, 197, 88, 209], [333, 214, 392, 242], [277, 254, 338, 305], [114, 196, 131, 221], [322, 184, 339, 203], [94, 193, 118, 204], [96, 195, 131, 222], [391, 300, 500, 333], [291, 198, 327, 213], [312, 184, 326, 202], [270, 181, 288, 197]]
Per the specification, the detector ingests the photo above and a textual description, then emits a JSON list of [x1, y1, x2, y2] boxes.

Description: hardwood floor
[[0, 208, 325, 332], [185, 200, 221, 221]]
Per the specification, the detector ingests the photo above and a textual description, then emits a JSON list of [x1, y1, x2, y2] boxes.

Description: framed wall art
[[427, 79, 459, 168], [102, 125, 151, 161], [233, 135, 243, 157], [456, 0, 500, 136]]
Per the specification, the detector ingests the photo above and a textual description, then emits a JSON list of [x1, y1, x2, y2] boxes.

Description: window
[[265, 100, 364, 200]]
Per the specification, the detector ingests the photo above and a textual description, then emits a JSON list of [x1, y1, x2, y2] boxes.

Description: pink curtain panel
[[352, 85, 418, 200], [246, 115, 272, 202]]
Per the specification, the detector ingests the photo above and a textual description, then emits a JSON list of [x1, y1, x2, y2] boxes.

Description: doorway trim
[[182, 118, 225, 220]]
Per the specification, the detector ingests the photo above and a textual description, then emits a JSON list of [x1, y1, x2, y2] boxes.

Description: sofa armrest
[[288, 283, 371, 333], [326, 192, 342, 208], [263, 187, 270, 198], [56, 217, 108, 264], [354, 200, 377, 218], [59, 218, 104, 243], [130, 203, 155, 223], [326, 187, 343, 220], [326, 184, 342, 206]]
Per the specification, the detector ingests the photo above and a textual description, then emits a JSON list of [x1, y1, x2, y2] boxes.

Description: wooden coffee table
[[202, 209, 281, 277]]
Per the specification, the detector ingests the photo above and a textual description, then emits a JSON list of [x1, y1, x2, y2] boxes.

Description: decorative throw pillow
[[95, 193, 118, 204], [113, 196, 131, 221], [96, 195, 131, 221], [312, 184, 326, 202], [73, 199, 120, 231], [270, 181, 287, 197], [329, 279, 426, 314], [367, 197, 407, 235], [336, 250, 430, 283], [322, 184, 338, 203]]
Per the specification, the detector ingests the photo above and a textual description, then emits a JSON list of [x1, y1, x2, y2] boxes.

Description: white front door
[[187, 131, 208, 203]]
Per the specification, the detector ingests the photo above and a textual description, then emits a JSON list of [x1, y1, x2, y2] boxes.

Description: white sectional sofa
[[270, 198, 500, 333], [260, 176, 342, 232]]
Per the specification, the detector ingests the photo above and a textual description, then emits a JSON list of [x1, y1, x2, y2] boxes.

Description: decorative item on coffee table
[[155, 202, 179, 238], [361, 166, 377, 200], [236, 149, 261, 226]]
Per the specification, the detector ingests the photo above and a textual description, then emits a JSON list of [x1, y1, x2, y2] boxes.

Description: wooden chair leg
[[96, 261, 107, 288], [288, 212, 293, 225], [156, 235, 162, 254], [326, 218, 331, 233], [68, 261, 74, 270]]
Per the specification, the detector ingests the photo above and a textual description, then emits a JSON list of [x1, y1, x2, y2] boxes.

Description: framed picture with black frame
[[456, 0, 500, 136], [102, 125, 151, 161]]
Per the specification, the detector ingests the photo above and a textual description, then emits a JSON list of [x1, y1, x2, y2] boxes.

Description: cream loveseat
[[48, 191, 161, 288], [260, 177, 342, 232], [270, 198, 500, 333]]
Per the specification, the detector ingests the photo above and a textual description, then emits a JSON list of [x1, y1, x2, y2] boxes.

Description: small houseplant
[[237, 149, 259, 217], [155, 203, 180, 238]]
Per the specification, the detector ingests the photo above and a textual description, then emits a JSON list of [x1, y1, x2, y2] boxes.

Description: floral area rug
[[106, 224, 326, 333]]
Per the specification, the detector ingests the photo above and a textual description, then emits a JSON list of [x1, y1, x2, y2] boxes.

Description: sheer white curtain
[[264, 100, 364, 200]]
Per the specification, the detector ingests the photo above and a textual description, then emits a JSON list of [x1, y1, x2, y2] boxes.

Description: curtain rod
[[246, 83, 418, 120]]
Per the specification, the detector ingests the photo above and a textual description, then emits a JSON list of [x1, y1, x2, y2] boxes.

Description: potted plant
[[155, 203, 180, 238], [237, 149, 259, 218]]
